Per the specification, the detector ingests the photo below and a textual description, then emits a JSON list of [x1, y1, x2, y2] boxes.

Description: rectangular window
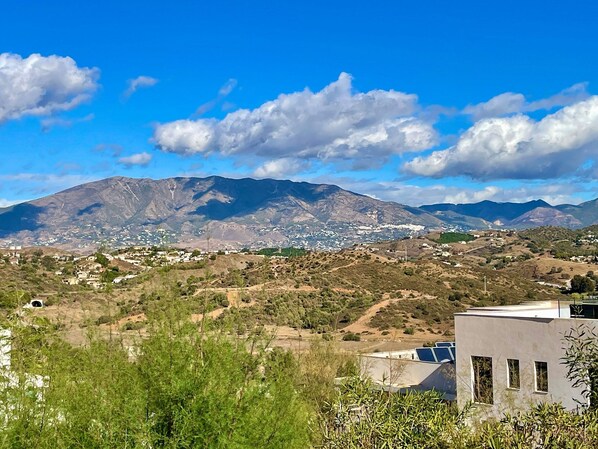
[[535, 361, 548, 392], [472, 356, 493, 404], [507, 359, 520, 389]]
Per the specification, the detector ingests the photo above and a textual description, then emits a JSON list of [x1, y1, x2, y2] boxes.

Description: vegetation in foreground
[[3, 303, 598, 448]]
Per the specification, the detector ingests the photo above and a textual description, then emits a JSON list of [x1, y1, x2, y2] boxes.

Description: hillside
[[422, 198, 598, 228], [0, 176, 446, 250], [1, 176, 597, 251], [6, 227, 595, 350]]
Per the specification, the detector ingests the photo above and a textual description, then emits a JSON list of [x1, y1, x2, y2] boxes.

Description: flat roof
[[456, 300, 574, 319]]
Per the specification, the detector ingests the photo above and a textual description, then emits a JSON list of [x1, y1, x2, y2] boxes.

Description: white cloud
[[118, 152, 153, 167], [464, 82, 588, 120], [218, 78, 237, 97], [94, 143, 123, 157], [253, 158, 309, 178], [123, 75, 158, 98], [405, 96, 598, 180], [0, 53, 99, 123], [463, 92, 526, 121], [40, 113, 94, 132], [195, 78, 238, 116], [317, 177, 587, 206], [0, 173, 99, 197], [0, 199, 22, 208], [154, 73, 437, 168]]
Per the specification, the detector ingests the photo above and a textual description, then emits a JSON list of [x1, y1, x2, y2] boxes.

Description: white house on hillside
[[455, 301, 592, 420]]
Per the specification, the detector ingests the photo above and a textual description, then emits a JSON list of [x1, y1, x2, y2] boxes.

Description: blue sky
[[1, 0, 597, 207]]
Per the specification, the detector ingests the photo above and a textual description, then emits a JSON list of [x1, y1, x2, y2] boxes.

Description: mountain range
[[0, 176, 596, 250]]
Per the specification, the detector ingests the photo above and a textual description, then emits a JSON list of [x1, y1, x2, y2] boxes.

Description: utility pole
[[484, 275, 487, 294]]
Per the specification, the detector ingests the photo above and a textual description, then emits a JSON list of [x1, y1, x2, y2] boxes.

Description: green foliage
[[218, 288, 376, 332], [563, 324, 598, 408], [0, 313, 311, 448], [571, 275, 596, 294], [257, 247, 308, 257], [342, 332, 361, 341], [95, 315, 112, 325], [320, 377, 598, 448], [471, 403, 598, 448], [0, 290, 31, 309], [434, 232, 475, 244], [94, 252, 110, 267], [319, 377, 467, 448], [100, 266, 120, 283]]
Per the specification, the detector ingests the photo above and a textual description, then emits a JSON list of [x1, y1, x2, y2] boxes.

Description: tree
[[95, 252, 110, 268], [563, 324, 598, 409], [571, 275, 596, 294]]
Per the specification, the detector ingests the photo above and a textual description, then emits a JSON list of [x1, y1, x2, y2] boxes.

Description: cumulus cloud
[[40, 113, 94, 132], [154, 73, 437, 169], [123, 75, 158, 99], [0, 53, 99, 123], [464, 82, 588, 120], [118, 152, 153, 167], [253, 158, 309, 178], [405, 96, 598, 180]]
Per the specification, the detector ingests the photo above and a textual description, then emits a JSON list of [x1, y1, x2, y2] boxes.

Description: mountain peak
[[0, 176, 441, 250]]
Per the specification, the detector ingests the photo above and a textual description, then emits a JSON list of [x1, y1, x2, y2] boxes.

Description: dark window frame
[[472, 355, 493, 404], [507, 358, 520, 389], [535, 361, 548, 393]]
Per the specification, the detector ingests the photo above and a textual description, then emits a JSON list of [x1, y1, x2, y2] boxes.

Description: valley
[[3, 227, 596, 354]]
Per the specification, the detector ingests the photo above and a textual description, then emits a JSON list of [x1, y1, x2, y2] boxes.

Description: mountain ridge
[[0, 176, 446, 250], [0, 176, 596, 250]]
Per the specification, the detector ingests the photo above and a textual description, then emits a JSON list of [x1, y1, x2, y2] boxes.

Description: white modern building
[[360, 345, 456, 399], [455, 300, 592, 420]]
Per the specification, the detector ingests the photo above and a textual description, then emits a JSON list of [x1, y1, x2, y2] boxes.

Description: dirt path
[[343, 296, 396, 334], [191, 289, 257, 322], [327, 260, 360, 273]]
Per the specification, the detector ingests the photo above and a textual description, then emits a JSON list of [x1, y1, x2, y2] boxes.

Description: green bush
[[95, 315, 112, 325], [0, 312, 311, 449], [342, 332, 361, 341]]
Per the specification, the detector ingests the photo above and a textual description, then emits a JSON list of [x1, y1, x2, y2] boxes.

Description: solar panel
[[435, 342, 454, 347], [433, 347, 452, 362], [449, 347, 456, 360], [416, 347, 437, 362]]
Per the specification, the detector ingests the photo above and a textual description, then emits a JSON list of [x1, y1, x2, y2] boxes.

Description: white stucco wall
[[360, 354, 455, 397], [455, 313, 589, 420]]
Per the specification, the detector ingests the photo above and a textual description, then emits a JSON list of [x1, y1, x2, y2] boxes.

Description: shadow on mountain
[[77, 202, 103, 216], [0, 204, 44, 236], [189, 177, 340, 220]]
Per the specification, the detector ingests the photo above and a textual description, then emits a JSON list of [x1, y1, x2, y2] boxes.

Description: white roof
[[457, 300, 574, 319]]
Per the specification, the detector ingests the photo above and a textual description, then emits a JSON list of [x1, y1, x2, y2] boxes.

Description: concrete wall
[[360, 354, 455, 397], [455, 314, 588, 420]]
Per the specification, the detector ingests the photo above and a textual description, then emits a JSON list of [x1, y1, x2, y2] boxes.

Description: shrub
[[342, 332, 361, 341], [95, 315, 112, 325]]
